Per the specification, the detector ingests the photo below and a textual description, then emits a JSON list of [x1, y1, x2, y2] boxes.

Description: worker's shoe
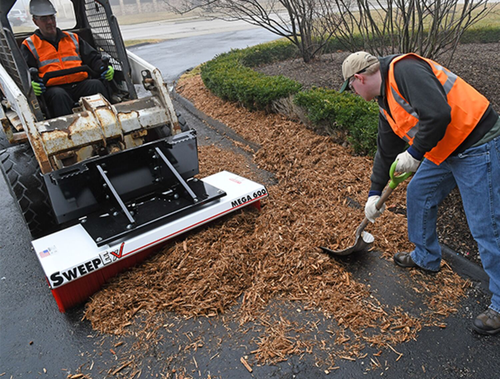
[[473, 308, 500, 335], [393, 252, 439, 273]]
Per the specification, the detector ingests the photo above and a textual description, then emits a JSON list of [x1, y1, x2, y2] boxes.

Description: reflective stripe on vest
[[381, 53, 490, 165], [23, 31, 88, 86]]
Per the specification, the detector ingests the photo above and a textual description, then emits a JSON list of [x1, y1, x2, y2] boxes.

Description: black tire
[[0, 144, 58, 239]]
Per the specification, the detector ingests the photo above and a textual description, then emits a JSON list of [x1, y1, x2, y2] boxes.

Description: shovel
[[320, 161, 412, 256]]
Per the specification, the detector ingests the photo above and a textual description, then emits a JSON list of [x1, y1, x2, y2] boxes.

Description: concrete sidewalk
[[1, 95, 499, 378]]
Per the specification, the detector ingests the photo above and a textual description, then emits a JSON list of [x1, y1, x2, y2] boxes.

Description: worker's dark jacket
[[21, 28, 104, 86], [370, 54, 499, 194]]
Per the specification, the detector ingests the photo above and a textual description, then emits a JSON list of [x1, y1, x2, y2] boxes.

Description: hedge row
[[459, 26, 500, 44], [200, 40, 380, 155], [322, 26, 500, 53]]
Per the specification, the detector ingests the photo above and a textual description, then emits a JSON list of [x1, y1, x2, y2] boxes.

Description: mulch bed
[[83, 72, 473, 375]]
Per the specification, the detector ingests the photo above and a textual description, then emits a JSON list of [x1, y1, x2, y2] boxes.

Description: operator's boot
[[473, 308, 500, 335]]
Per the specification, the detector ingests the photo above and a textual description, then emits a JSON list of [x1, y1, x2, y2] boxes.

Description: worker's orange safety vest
[[380, 53, 490, 165], [23, 31, 88, 86]]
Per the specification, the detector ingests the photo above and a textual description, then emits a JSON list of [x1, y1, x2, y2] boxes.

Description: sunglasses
[[347, 67, 368, 91]]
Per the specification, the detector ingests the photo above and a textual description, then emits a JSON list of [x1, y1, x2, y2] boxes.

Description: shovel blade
[[320, 231, 374, 256]]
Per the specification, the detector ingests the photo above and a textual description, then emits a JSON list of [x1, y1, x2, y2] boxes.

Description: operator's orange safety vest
[[380, 53, 490, 165], [23, 31, 88, 86]]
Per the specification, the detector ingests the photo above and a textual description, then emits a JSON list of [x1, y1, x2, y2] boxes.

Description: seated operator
[[21, 0, 114, 118]]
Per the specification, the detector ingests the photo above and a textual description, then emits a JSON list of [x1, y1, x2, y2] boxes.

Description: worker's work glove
[[100, 65, 114, 81], [395, 149, 422, 173], [365, 195, 386, 223], [31, 80, 46, 96]]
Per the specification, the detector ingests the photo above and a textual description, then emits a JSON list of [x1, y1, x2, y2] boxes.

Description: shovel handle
[[374, 161, 412, 211], [355, 217, 371, 238], [388, 161, 412, 189]]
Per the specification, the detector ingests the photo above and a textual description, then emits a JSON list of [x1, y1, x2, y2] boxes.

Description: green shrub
[[201, 46, 302, 111], [346, 111, 379, 156], [240, 40, 299, 67], [294, 88, 379, 156], [460, 26, 500, 44]]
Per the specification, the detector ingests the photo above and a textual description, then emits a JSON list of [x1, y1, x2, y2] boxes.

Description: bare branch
[[163, 0, 342, 62], [331, 0, 497, 63], [163, 0, 497, 64]]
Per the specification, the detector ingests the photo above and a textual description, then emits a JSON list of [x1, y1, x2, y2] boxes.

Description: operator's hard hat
[[29, 0, 57, 17]]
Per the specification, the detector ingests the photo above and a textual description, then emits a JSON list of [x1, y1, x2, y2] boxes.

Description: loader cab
[[0, 0, 137, 122], [1, 0, 181, 172]]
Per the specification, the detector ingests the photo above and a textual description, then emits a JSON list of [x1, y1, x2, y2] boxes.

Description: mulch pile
[[83, 74, 471, 372]]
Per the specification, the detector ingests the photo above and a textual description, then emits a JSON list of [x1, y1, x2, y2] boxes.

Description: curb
[[441, 243, 490, 293]]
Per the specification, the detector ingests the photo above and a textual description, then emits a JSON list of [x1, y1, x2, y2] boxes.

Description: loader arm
[[127, 50, 180, 135]]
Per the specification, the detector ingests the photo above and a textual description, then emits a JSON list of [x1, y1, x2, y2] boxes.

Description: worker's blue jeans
[[407, 135, 500, 313]]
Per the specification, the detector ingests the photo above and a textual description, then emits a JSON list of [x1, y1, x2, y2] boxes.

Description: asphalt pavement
[[127, 27, 279, 84]]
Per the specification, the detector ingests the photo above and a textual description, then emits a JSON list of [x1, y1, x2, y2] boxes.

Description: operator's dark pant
[[44, 79, 110, 118]]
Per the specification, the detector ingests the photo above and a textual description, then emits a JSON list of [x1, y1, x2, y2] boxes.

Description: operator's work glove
[[395, 147, 422, 173], [365, 194, 386, 223], [31, 80, 46, 96], [100, 65, 114, 81]]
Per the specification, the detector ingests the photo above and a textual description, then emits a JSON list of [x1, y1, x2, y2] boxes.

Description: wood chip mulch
[[83, 74, 471, 369]]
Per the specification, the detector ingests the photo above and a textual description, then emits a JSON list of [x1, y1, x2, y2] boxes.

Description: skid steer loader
[[0, 0, 268, 312]]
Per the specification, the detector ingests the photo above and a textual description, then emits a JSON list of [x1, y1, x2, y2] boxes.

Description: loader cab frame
[[0, 0, 137, 123]]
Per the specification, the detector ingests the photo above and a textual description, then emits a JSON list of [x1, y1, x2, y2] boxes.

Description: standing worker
[[339, 51, 500, 335], [21, 0, 114, 118]]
